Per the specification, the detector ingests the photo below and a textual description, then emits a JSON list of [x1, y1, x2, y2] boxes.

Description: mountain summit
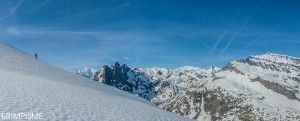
[[77, 53, 300, 121]]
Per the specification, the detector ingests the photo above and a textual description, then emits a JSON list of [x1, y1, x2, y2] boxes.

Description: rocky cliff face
[[76, 53, 300, 121], [76, 62, 158, 100]]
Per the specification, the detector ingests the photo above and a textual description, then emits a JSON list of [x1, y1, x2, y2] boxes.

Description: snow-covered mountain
[[0, 43, 192, 121], [75, 64, 220, 101], [187, 53, 300, 121], [77, 53, 300, 121]]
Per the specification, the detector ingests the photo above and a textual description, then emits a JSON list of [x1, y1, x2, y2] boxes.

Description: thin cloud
[[220, 33, 237, 55], [6, 27, 152, 42], [210, 32, 227, 53], [238, 13, 296, 55], [220, 14, 254, 55], [210, 1, 246, 54], [4, 26, 170, 69], [0, 0, 25, 21], [124, 56, 133, 61], [220, 1, 264, 55]]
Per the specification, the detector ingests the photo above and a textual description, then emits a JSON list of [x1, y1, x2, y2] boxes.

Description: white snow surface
[[0, 43, 192, 121]]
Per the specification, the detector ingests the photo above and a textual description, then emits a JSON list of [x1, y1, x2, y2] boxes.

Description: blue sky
[[1, 0, 300, 71]]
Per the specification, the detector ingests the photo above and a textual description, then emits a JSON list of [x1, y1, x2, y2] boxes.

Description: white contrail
[[220, 33, 237, 55], [238, 13, 296, 54], [239, 23, 281, 54], [0, 0, 25, 21], [220, 1, 264, 55], [218, 6, 252, 54], [237, 3, 298, 55], [209, 2, 246, 54], [210, 32, 227, 53], [124, 56, 133, 61], [219, 15, 252, 55]]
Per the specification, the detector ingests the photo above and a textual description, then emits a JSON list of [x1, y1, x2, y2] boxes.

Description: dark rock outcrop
[[221, 63, 244, 75], [251, 77, 300, 101], [101, 62, 157, 100]]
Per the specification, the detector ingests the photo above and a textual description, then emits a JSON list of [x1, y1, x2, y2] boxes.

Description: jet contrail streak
[[239, 24, 281, 54], [0, 0, 25, 21], [220, 15, 252, 55], [220, 33, 237, 55], [210, 32, 227, 53], [220, 1, 264, 55], [237, 5, 297, 55], [209, 1, 246, 54]]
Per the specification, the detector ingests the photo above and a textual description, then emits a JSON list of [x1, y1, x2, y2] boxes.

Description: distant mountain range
[[76, 53, 300, 121]]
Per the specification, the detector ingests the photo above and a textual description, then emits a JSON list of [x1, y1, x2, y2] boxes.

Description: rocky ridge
[[75, 53, 300, 121]]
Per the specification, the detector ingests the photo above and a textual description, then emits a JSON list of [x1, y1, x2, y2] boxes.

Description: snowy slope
[[0, 43, 192, 121]]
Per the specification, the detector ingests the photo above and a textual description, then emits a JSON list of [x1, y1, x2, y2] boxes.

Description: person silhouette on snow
[[34, 53, 38, 59]]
